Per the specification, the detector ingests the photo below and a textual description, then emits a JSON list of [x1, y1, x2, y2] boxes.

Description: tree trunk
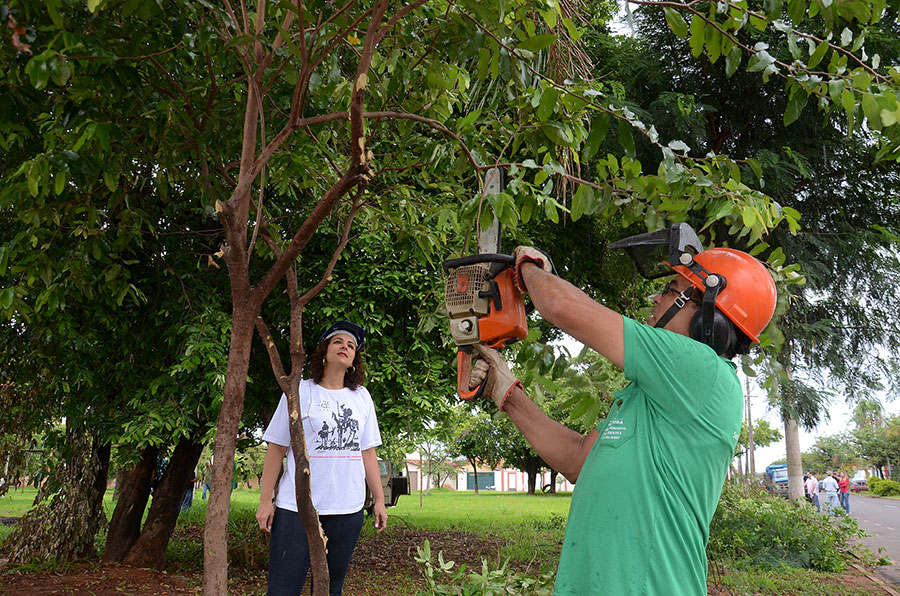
[[548, 469, 558, 494], [525, 458, 541, 495], [123, 436, 203, 569], [285, 379, 330, 594], [204, 310, 256, 594], [104, 446, 159, 563], [468, 458, 479, 494], [78, 438, 112, 559], [785, 414, 804, 501], [113, 466, 127, 500]]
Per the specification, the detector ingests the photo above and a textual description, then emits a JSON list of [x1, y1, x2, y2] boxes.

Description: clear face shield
[[606, 223, 704, 280]]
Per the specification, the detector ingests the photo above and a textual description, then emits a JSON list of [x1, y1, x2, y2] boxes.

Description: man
[[822, 471, 840, 515], [469, 224, 777, 596], [805, 471, 820, 513]]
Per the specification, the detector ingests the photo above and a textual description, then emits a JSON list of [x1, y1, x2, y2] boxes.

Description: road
[[849, 494, 900, 585]]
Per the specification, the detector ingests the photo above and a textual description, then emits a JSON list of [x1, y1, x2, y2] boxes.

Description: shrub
[[868, 478, 900, 497], [414, 539, 555, 595], [707, 481, 868, 572]]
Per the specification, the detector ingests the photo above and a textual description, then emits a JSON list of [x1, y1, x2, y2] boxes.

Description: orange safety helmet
[[609, 223, 778, 352], [671, 248, 776, 343]]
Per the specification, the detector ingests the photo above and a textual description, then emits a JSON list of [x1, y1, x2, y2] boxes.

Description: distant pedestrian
[[805, 471, 820, 512], [822, 471, 840, 515], [181, 468, 199, 512], [838, 471, 851, 514], [202, 461, 212, 500]]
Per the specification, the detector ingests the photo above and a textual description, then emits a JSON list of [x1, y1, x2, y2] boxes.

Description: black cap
[[318, 321, 365, 349]]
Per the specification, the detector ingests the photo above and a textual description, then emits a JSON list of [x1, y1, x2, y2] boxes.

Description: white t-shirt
[[805, 476, 819, 495], [822, 476, 840, 492], [263, 379, 382, 515]]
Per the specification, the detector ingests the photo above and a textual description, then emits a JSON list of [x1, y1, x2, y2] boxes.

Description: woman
[[838, 471, 851, 514], [256, 321, 387, 596]]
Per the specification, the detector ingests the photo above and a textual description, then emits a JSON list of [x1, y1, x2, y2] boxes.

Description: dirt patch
[[0, 530, 894, 596], [0, 563, 194, 595], [0, 528, 507, 596]]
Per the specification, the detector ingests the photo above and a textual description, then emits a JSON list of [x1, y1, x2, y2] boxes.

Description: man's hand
[[469, 345, 522, 411], [512, 246, 553, 293]]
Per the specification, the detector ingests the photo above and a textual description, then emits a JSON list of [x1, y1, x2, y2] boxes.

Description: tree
[[804, 433, 859, 474], [8, 0, 900, 590], [734, 419, 782, 475], [852, 415, 900, 478], [448, 409, 504, 495]]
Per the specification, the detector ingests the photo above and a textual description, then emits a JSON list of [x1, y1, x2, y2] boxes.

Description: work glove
[[512, 246, 553, 294], [469, 344, 522, 412]]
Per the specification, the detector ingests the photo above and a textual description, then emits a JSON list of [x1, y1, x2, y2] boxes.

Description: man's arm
[[502, 384, 599, 483], [519, 262, 625, 369]]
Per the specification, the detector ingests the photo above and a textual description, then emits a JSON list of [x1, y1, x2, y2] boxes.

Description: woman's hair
[[309, 337, 366, 390]]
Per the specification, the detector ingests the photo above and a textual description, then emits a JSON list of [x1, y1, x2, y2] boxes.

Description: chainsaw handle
[[442, 253, 515, 273], [457, 350, 487, 400]]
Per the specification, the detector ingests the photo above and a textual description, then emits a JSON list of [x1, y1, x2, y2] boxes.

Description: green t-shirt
[[554, 317, 743, 596]]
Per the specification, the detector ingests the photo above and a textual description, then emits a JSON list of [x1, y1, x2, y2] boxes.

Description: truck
[[364, 459, 409, 514], [765, 464, 789, 497]]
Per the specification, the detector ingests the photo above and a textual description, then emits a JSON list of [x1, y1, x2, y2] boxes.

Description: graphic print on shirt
[[597, 399, 635, 447], [314, 403, 360, 451]]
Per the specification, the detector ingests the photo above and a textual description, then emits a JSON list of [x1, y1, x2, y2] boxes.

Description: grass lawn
[[0, 486, 892, 595]]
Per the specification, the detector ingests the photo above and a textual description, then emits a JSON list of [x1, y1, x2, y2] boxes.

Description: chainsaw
[[442, 253, 529, 399]]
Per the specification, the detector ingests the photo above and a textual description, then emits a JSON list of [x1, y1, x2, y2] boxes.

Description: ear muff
[[689, 308, 736, 355]]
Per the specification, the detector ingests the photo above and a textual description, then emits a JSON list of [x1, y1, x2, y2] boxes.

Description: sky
[[741, 373, 900, 474]]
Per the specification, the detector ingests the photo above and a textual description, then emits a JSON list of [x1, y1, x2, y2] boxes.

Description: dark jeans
[[839, 491, 850, 514], [267, 507, 364, 596]]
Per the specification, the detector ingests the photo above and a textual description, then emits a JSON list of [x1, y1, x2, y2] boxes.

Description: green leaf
[[103, 170, 119, 192], [747, 51, 774, 73], [841, 87, 856, 132], [862, 93, 882, 130], [456, 108, 481, 132], [747, 158, 763, 181], [705, 23, 722, 64], [45, 0, 64, 27], [544, 199, 559, 223], [808, 41, 829, 69], [664, 8, 689, 38], [765, 0, 784, 20], [571, 184, 594, 222], [741, 206, 757, 227], [788, 0, 806, 22], [689, 14, 706, 58], [536, 87, 559, 122], [516, 33, 556, 53], [25, 57, 50, 90], [617, 120, 635, 158], [459, 30, 484, 61], [542, 123, 573, 146], [784, 91, 808, 126], [852, 70, 873, 91], [87, 0, 102, 13], [0, 287, 13, 309], [26, 162, 40, 197], [726, 46, 742, 77], [583, 114, 609, 162], [53, 171, 67, 195]]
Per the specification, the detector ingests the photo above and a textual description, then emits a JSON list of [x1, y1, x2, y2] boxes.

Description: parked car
[[850, 479, 868, 492]]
